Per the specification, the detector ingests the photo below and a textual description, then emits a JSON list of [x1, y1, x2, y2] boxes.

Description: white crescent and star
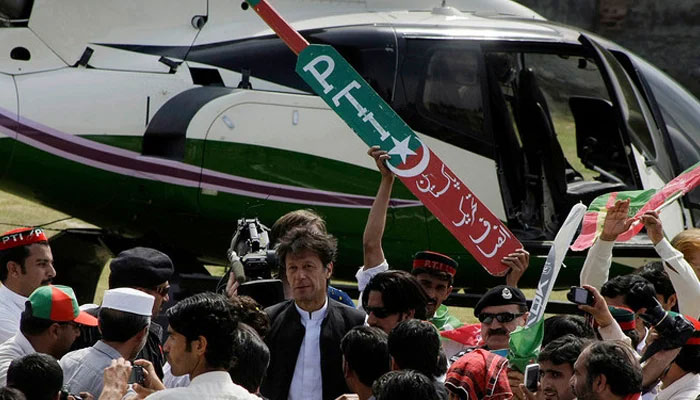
[[388, 136, 416, 164], [386, 136, 431, 178]]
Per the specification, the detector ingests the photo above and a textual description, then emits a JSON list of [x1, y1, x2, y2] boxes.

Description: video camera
[[226, 218, 284, 307], [627, 281, 695, 362], [227, 218, 278, 282]]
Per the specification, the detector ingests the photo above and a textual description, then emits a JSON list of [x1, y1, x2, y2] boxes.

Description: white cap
[[102, 288, 155, 316]]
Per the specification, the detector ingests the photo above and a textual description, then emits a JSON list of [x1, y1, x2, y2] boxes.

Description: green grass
[[0, 190, 96, 236]]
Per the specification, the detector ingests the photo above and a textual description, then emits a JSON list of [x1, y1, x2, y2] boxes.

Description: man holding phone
[[522, 334, 588, 400]]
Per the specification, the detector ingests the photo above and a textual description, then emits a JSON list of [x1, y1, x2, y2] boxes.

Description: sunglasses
[[478, 312, 524, 324], [364, 306, 394, 319]]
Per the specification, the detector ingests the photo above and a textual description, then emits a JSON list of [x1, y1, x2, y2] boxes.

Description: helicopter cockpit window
[[396, 40, 489, 157], [421, 50, 482, 135]]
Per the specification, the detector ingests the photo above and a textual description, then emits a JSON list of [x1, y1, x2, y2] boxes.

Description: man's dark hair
[[167, 292, 238, 370], [229, 295, 271, 339], [270, 209, 327, 244], [361, 271, 428, 320], [341, 326, 391, 387], [275, 227, 338, 269], [601, 274, 656, 310], [539, 334, 588, 366], [674, 345, 700, 374], [0, 387, 26, 400], [229, 324, 270, 393], [99, 308, 150, 342], [372, 370, 440, 400], [7, 353, 62, 400], [635, 262, 676, 304], [543, 315, 595, 346], [19, 302, 55, 336], [388, 320, 440, 377], [583, 341, 642, 396], [0, 242, 49, 282]]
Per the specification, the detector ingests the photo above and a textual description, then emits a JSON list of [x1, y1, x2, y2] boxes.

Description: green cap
[[28, 285, 97, 326]]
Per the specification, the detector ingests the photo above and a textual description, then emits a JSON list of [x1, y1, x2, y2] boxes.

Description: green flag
[[508, 318, 544, 373]]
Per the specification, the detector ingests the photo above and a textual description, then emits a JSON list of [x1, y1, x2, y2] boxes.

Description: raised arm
[[362, 146, 394, 270], [580, 199, 633, 289], [641, 210, 700, 318]]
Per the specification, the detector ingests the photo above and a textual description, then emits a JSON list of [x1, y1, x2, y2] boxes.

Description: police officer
[[73, 247, 173, 379]]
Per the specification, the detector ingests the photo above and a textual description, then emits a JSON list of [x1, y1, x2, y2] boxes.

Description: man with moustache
[[473, 285, 529, 351], [0, 227, 55, 343]]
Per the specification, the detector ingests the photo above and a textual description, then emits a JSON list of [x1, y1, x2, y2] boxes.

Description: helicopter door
[[578, 34, 686, 235]]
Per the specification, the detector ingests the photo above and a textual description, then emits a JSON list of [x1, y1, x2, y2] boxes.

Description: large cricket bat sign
[[246, 0, 522, 275]]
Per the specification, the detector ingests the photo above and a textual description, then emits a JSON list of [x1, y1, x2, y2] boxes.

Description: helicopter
[[0, 0, 698, 302]]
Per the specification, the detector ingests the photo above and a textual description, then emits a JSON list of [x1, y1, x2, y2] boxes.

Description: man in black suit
[[260, 227, 366, 400]]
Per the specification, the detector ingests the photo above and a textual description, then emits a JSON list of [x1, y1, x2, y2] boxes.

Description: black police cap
[[109, 247, 174, 289], [473, 285, 527, 318]]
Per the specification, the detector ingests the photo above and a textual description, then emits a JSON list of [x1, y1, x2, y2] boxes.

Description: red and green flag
[[571, 161, 700, 251]]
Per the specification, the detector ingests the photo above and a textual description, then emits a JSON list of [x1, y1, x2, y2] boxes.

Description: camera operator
[[224, 212, 355, 308]]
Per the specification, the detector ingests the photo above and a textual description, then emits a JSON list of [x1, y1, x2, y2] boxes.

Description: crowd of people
[[0, 147, 698, 399]]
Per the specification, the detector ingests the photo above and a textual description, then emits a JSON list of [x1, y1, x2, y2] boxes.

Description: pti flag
[[571, 161, 700, 251]]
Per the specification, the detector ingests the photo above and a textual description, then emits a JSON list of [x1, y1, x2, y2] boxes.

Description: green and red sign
[[246, 0, 522, 275]]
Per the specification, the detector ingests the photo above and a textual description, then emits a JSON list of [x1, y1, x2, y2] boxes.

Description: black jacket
[[260, 298, 366, 400]]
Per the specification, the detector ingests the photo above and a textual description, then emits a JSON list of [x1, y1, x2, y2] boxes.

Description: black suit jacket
[[260, 298, 366, 400]]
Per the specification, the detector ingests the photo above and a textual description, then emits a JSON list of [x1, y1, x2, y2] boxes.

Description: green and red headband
[[0, 227, 48, 251], [413, 251, 458, 277], [608, 306, 636, 331]]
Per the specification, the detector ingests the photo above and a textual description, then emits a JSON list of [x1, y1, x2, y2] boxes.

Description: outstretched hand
[[577, 285, 614, 328], [600, 199, 634, 241]]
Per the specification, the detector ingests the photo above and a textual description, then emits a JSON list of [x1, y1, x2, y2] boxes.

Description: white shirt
[[355, 260, 389, 310], [654, 239, 700, 319], [162, 362, 190, 388], [0, 284, 27, 344], [288, 299, 329, 400], [145, 371, 257, 400], [0, 332, 35, 385], [656, 372, 700, 400]]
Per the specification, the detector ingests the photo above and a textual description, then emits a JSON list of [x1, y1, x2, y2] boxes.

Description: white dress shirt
[[0, 285, 27, 344], [288, 299, 329, 400], [0, 332, 35, 385], [655, 372, 700, 400], [145, 370, 257, 400]]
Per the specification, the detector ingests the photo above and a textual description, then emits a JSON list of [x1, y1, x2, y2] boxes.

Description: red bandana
[[0, 227, 48, 251]]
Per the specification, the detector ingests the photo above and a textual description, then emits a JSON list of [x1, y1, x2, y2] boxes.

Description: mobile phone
[[128, 365, 145, 385], [524, 363, 540, 393], [567, 286, 595, 306]]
